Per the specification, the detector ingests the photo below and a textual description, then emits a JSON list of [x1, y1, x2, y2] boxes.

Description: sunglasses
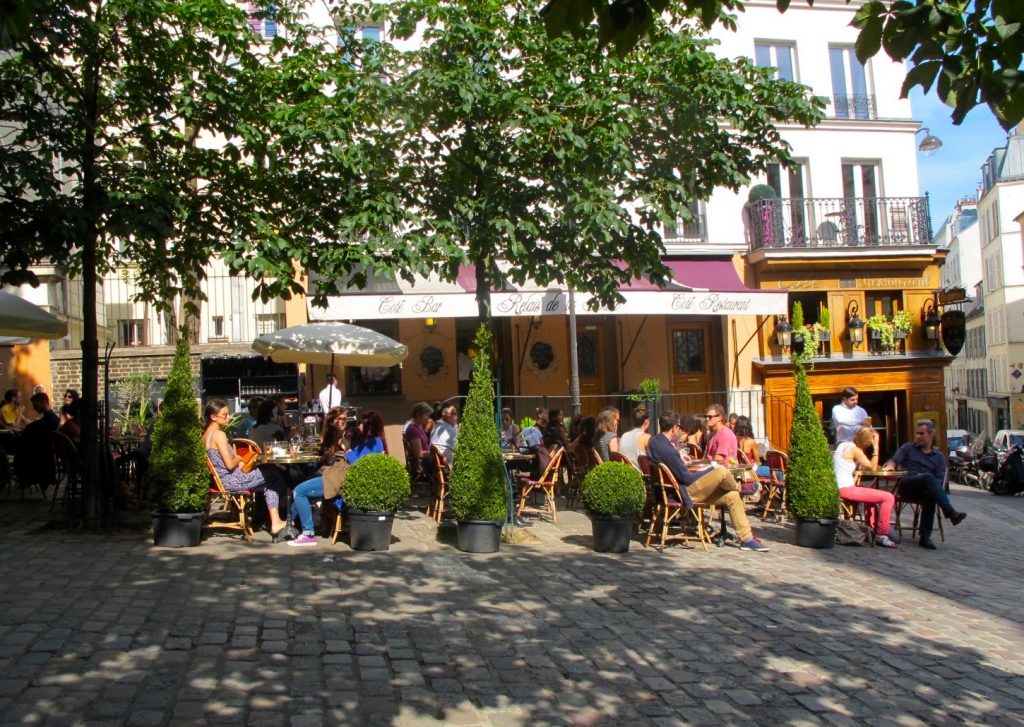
[[704, 414, 719, 420]]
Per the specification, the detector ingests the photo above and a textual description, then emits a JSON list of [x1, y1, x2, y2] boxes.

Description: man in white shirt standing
[[832, 386, 871, 444], [430, 402, 459, 463], [318, 373, 343, 412]]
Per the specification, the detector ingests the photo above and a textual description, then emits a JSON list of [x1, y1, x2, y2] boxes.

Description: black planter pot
[[152, 511, 204, 547], [456, 520, 502, 553], [794, 518, 838, 549], [791, 334, 805, 356], [590, 515, 634, 553], [348, 510, 395, 551]]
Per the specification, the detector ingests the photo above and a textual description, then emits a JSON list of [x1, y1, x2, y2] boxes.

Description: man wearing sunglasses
[[648, 410, 770, 552], [703, 403, 737, 464]]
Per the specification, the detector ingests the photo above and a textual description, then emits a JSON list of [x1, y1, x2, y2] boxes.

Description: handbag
[[835, 520, 874, 547]]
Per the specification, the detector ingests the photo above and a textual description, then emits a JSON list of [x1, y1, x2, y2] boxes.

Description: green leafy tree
[[541, 0, 1023, 129], [346, 0, 824, 318], [786, 361, 840, 520], [148, 336, 208, 514], [449, 325, 507, 522], [0, 0, 405, 524]]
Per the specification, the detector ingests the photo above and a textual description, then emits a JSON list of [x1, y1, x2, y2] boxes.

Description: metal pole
[[567, 288, 581, 417]]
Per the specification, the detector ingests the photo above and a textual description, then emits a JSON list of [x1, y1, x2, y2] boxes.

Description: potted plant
[[892, 309, 912, 339], [113, 372, 156, 437], [343, 453, 411, 551], [790, 301, 805, 356], [625, 377, 660, 431], [814, 306, 831, 357], [867, 314, 897, 352], [449, 325, 507, 553], [581, 461, 646, 552], [786, 361, 841, 548], [148, 336, 210, 547], [746, 184, 781, 248]]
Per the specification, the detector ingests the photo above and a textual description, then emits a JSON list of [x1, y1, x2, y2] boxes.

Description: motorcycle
[[989, 444, 1024, 496], [948, 444, 973, 484], [958, 438, 992, 490]]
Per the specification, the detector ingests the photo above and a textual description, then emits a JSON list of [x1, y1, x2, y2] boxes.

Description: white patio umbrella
[[0, 290, 68, 339], [252, 322, 408, 367]]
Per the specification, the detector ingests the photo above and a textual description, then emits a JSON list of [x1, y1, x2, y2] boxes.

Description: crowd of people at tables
[[1, 386, 88, 494]]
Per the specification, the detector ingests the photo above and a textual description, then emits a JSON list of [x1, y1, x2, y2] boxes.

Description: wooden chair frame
[[564, 446, 601, 511], [427, 444, 450, 523], [204, 457, 255, 540], [50, 431, 82, 514], [516, 447, 563, 523], [645, 462, 710, 552], [761, 450, 789, 522]]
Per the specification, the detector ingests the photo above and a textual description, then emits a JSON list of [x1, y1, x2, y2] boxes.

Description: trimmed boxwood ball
[[786, 361, 840, 520], [449, 325, 507, 522], [581, 462, 646, 518], [747, 183, 778, 202], [344, 454, 411, 512]]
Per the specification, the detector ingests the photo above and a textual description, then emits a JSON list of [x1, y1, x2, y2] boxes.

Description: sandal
[[876, 534, 898, 548]]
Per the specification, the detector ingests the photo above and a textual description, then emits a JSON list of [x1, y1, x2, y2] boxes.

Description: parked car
[[993, 430, 1024, 453], [946, 429, 972, 457]]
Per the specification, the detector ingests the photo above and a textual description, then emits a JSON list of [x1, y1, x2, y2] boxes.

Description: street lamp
[[917, 127, 943, 155], [846, 302, 865, 345], [774, 316, 793, 349], [922, 299, 941, 349]]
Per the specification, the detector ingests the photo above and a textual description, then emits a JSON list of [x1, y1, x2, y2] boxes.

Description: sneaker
[[887, 526, 902, 545], [949, 511, 967, 526], [287, 534, 317, 547], [876, 534, 898, 549], [739, 537, 770, 552]]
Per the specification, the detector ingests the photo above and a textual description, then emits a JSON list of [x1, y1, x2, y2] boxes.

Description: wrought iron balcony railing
[[831, 94, 877, 120], [662, 214, 707, 243], [747, 196, 932, 251]]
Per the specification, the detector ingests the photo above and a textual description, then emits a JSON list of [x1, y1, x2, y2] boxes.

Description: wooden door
[[577, 327, 604, 414], [668, 325, 713, 414]]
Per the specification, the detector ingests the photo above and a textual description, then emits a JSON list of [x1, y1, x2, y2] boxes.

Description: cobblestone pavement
[[1, 483, 1023, 726]]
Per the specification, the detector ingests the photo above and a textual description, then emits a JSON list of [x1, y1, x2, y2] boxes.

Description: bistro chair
[[427, 445, 450, 523], [50, 431, 82, 515], [516, 447, 564, 523], [403, 439, 432, 497], [645, 462, 710, 552], [681, 441, 703, 460], [760, 450, 789, 522], [611, 451, 651, 531], [564, 445, 601, 510], [892, 471, 946, 543], [204, 456, 255, 540]]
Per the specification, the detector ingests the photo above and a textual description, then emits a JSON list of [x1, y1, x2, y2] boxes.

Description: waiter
[[318, 373, 343, 412]]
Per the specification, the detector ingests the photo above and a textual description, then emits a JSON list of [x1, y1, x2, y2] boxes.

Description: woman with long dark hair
[[203, 399, 289, 539]]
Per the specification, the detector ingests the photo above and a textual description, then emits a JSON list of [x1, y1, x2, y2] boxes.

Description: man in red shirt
[[704, 403, 738, 463]]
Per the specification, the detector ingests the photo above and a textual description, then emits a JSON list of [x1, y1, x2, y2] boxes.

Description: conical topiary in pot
[[449, 325, 507, 553], [343, 453, 411, 551], [581, 461, 646, 552], [148, 336, 210, 547], [786, 361, 841, 548]]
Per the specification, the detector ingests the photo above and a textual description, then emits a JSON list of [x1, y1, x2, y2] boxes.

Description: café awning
[[308, 259, 786, 320]]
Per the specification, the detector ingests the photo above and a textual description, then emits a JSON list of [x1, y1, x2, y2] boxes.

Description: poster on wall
[[1012, 394, 1024, 429]]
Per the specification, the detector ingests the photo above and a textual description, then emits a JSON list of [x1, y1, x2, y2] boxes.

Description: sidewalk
[[0, 483, 1022, 725]]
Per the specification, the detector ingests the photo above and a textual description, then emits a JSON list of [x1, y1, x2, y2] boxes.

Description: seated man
[[883, 418, 966, 550], [429, 402, 459, 464], [13, 392, 60, 492], [647, 410, 769, 552], [703, 403, 738, 463]]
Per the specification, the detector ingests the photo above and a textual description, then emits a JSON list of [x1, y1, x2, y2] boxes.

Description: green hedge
[[449, 325, 507, 522], [581, 462, 646, 518], [344, 454, 411, 512], [148, 336, 209, 514], [786, 362, 840, 520]]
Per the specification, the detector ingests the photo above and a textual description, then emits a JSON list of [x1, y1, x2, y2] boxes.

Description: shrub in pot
[[786, 361, 841, 548], [148, 336, 210, 547], [343, 453, 410, 551], [581, 462, 646, 552], [449, 325, 507, 553]]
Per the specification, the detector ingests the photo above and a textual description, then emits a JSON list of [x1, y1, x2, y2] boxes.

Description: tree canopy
[[541, 0, 1024, 130], [342, 0, 824, 317]]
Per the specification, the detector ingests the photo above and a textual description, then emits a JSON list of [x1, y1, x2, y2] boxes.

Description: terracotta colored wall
[[398, 318, 458, 403], [511, 317, 570, 396]]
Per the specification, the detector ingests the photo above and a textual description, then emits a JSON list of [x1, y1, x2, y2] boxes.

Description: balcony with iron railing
[[831, 94, 877, 120], [747, 196, 932, 251], [662, 214, 707, 244]]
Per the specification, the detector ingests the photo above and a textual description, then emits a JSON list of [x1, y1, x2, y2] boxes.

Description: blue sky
[[911, 87, 1009, 228]]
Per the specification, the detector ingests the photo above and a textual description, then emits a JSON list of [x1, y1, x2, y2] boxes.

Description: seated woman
[[204, 399, 289, 540], [347, 410, 386, 463], [500, 408, 520, 451], [403, 402, 433, 479], [288, 406, 351, 547], [595, 406, 621, 463], [833, 426, 898, 548], [58, 398, 82, 444]]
